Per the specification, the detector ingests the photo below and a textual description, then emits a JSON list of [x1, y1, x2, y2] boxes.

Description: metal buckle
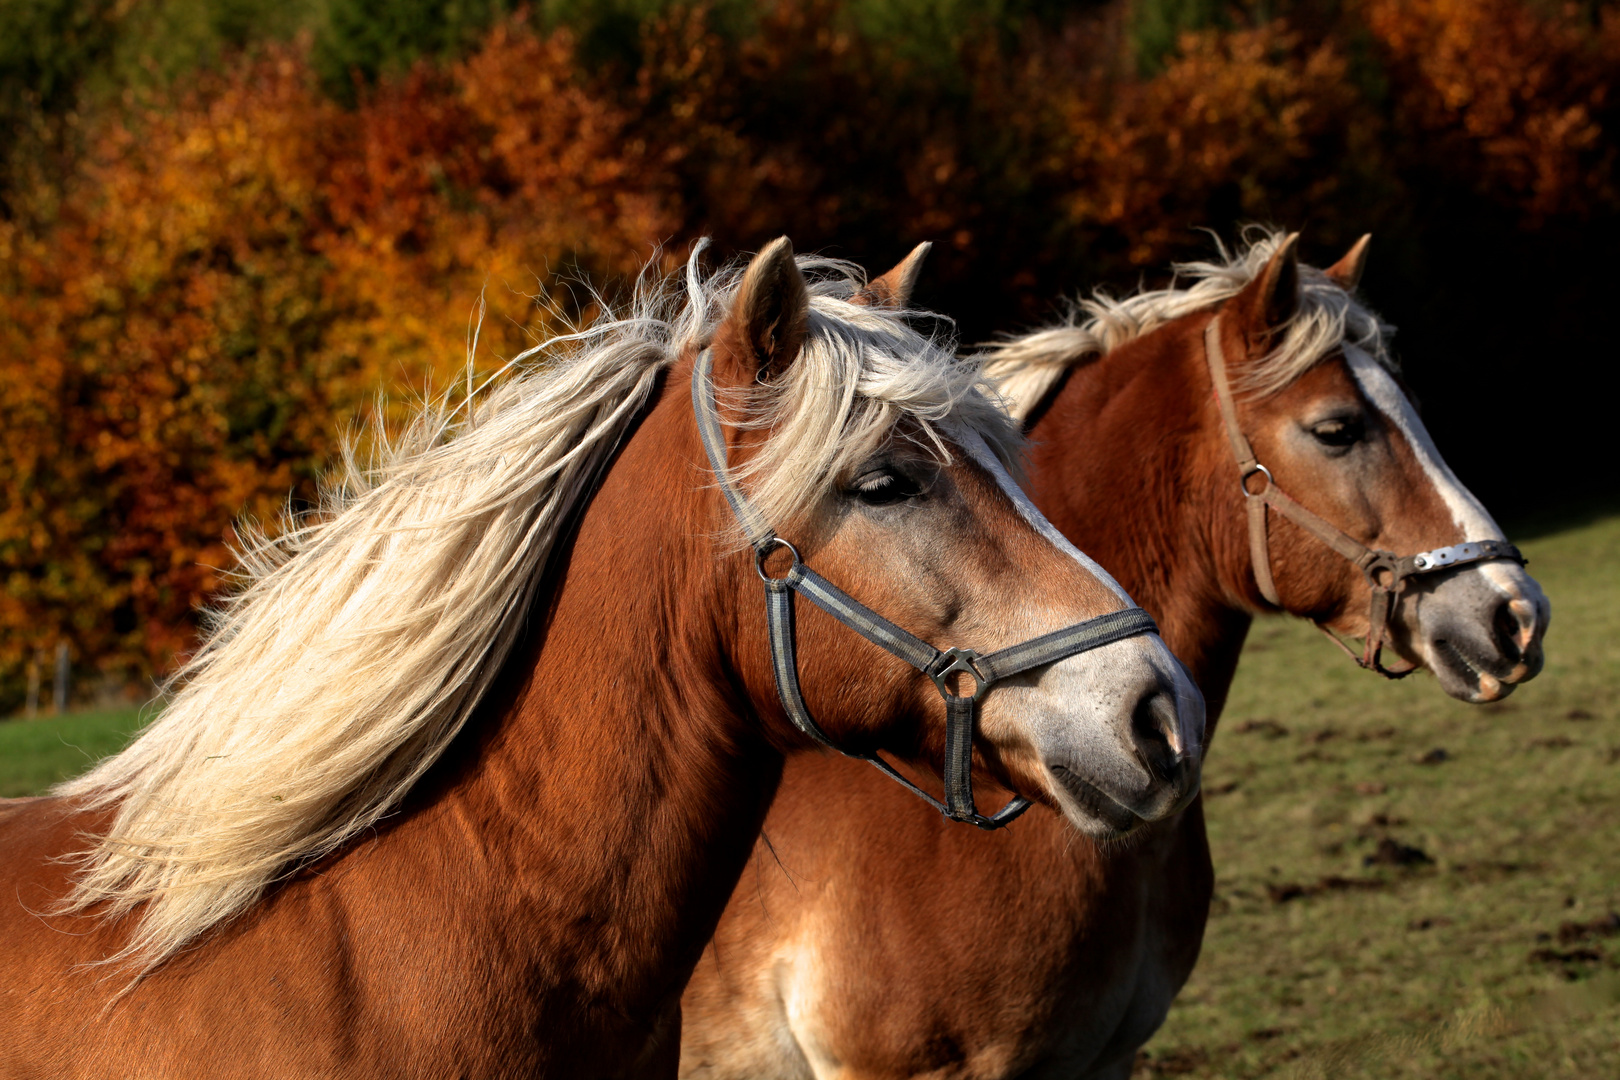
[[1412, 541, 1483, 572], [754, 537, 802, 582], [930, 647, 990, 701], [1241, 463, 1273, 498], [1413, 543, 1465, 571], [1409, 539, 1525, 573]]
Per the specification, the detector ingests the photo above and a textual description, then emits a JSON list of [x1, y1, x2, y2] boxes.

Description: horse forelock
[[52, 243, 1015, 975], [981, 227, 1400, 423], [724, 280, 1022, 540]]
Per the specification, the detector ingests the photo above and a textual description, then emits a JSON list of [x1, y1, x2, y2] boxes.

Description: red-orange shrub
[[1060, 21, 1368, 267], [3, 1, 1617, 706], [0, 26, 672, 703], [1364, 0, 1618, 221]]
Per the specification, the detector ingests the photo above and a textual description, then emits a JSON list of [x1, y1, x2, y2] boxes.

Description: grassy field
[[1135, 509, 1620, 1078], [0, 706, 150, 798], [2, 515, 1616, 1075]]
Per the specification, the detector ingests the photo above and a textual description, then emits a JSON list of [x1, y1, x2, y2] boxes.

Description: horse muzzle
[[1411, 565, 1550, 703], [1040, 659, 1205, 838]]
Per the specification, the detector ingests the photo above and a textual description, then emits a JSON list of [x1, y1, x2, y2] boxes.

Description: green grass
[[0, 706, 150, 798], [1135, 512, 1620, 1078]]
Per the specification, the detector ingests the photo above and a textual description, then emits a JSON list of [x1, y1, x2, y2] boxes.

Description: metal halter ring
[[930, 647, 990, 702], [754, 537, 802, 583], [1361, 552, 1402, 592], [1241, 463, 1274, 498]]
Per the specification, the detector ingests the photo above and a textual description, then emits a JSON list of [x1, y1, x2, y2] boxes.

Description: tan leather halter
[[1202, 315, 1524, 678]]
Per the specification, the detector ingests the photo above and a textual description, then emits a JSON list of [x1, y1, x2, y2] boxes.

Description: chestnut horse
[[680, 231, 1550, 1079], [0, 240, 1204, 1078]]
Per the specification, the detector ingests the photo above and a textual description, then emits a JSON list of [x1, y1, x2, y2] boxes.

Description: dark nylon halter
[[1203, 316, 1525, 678], [692, 349, 1160, 829]]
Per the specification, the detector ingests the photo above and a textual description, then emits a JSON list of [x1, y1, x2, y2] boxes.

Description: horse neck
[[418, 366, 783, 1039], [1022, 317, 1252, 725]]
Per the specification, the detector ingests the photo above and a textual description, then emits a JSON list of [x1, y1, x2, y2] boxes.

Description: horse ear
[[1229, 232, 1300, 341], [856, 242, 932, 309], [1324, 234, 1371, 291], [724, 236, 810, 381]]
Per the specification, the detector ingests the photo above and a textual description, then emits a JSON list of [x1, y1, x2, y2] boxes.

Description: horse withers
[[678, 231, 1549, 1080], [0, 240, 1202, 1077]]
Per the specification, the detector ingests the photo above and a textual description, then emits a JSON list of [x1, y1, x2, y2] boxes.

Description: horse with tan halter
[[0, 240, 1203, 1078], [679, 230, 1550, 1079]]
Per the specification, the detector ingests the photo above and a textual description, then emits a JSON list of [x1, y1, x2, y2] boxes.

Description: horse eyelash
[[854, 472, 896, 492]]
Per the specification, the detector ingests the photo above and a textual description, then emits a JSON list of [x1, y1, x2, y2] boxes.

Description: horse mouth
[[1048, 764, 1142, 836], [1432, 637, 1514, 702]]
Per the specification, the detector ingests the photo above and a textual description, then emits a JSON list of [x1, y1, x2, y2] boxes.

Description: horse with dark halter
[[0, 240, 1203, 1078], [679, 231, 1550, 1080]]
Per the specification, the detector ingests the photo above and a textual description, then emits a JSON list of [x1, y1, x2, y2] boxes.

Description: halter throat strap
[[1201, 315, 1524, 677], [691, 348, 1159, 829]]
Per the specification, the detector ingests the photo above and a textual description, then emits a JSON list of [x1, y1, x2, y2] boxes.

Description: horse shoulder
[[0, 798, 148, 1073], [0, 794, 520, 1076]]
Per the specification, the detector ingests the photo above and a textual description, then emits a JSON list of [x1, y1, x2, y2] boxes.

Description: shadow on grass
[[1503, 490, 1620, 542]]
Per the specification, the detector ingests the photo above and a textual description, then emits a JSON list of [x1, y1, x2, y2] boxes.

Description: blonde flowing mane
[[983, 228, 1399, 422], [57, 244, 1018, 974]]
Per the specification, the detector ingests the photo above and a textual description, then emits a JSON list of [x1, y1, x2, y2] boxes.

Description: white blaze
[[1345, 346, 1528, 598], [952, 424, 1135, 606]]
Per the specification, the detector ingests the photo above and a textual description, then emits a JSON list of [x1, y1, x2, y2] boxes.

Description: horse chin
[[1045, 763, 1170, 840], [1426, 633, 1530, 704]]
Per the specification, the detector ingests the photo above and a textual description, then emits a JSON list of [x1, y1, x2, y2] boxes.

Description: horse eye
[[850, 468, 923, 506], [1310, 417, 1364, 448]]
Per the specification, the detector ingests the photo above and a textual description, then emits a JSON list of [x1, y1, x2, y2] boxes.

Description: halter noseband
[[1203, 316, 1525, 678], [692, 349, 1159, 830]]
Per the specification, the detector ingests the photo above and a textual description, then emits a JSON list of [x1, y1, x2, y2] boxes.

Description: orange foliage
[[320, 23, 678, 385], [0, 26, 670, 699], [1, 52, 339, 686], [1364, 0, 1618, 220], [2, 2, 1617, 704], [1062, 22, 1365, 266]]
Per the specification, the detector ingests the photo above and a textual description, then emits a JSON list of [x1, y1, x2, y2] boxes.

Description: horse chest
[[975, 820, 1209, 1080], [681, 808, 1211, 1080]]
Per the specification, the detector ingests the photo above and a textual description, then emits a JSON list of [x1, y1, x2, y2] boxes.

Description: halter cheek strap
[[1202, 316, 1525, 677], [692, 349, 1159, 830]]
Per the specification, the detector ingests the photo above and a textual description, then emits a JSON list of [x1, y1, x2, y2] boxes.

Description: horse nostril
[[1510, 598, 1540, 649], [1131, 688, 1184, 782], [1492, 596, 1536, 661]]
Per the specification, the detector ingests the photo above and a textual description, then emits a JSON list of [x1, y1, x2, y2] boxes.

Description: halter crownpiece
[[1202, 316, 1525, 677], [692, 348, 1159, 829]]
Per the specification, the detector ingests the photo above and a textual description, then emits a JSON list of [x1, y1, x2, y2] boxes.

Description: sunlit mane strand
[[981, 227, 1398, 422], [56, 243, 1020, 976]]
